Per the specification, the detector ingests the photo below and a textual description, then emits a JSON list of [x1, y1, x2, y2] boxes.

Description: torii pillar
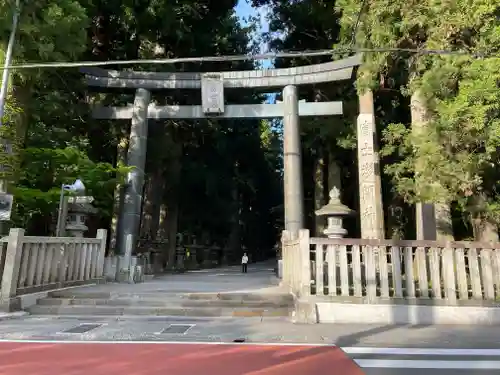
[[118, 88, 151, 264], [281, 90, 305, 237]]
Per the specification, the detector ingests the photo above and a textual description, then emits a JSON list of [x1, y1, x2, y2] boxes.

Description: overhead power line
[[1, 46, 497, 71]]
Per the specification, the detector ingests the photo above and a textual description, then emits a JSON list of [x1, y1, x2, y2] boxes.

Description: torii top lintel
[[80, 54, 362, 90]]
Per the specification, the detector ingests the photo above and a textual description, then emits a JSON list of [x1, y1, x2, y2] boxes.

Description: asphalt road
[[0, 341, 363, 375], [2, 340, 500, 375]]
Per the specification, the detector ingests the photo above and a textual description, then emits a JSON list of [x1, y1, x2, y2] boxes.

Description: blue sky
[[234, 0, 272, 69], [235, 0, 275, 102], [235, 0, 256, 22], [235, 0, 268, 31]]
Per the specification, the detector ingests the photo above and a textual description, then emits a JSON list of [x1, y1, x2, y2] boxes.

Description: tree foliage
[[3, 0, 498, 246], [0, 0, 283, 259], [252, 0, 500, 239]]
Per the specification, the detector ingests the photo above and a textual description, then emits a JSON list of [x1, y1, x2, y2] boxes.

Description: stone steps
[[27, 304, 291, 317], [36, 297, 291, 308], [184, 292, 294, 303], [27, 290, 294, 318], [48, 290, 293, 303]]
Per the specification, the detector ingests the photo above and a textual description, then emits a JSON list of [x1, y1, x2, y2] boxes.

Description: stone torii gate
[[81, 53, 384, 260]]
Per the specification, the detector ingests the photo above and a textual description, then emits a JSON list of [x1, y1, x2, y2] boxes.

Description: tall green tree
[[365, 0, 500, 240], [0, 0, 284, 264]]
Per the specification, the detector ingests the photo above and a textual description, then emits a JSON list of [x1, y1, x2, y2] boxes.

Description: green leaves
[[11, 145, 127, 228], [0, 0, 88, 64], [343, 0, 499, 196]]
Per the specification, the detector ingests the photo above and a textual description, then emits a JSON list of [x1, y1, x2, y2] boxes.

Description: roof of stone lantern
[[315, 187, 355, 217]]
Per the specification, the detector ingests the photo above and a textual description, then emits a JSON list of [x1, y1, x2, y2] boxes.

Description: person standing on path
[[241, 253, 248, 273]]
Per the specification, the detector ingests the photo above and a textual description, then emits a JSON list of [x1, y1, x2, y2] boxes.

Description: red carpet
[[0, 342, 363, 375]]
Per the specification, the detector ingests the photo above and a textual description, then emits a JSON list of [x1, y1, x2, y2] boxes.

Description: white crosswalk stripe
[[343, 347, 500, 370]]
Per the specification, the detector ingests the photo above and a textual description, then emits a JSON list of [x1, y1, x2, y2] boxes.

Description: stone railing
[[0, 228, 107, 304], [282, 229, 500, 304]]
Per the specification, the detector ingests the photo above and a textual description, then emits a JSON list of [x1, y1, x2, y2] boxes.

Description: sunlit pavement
[[0, 341, 363, 375]]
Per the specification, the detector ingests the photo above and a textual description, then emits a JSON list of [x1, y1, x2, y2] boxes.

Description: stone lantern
[[315, 187, 355, 238], [64, 180, 97, 237], [65, 196, 97, 237]]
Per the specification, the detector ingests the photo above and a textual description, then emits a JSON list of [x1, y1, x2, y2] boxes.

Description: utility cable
[[1, 47, 497, 71]]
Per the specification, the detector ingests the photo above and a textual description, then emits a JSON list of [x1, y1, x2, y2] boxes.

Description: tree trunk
[[109, 133, 128, 253], [327, 156, 342, 199], [387, 197, 406, 240], [471, 194, 499, 242], [149, 177, 164, 240], [473, 217, 499, 242], [158, 140, 182, 268], [313, 149, 326, 236], [140, 175, 152, 237], [165, 199, 180, 268], [411, 89, 454, 241], [435, 204, 454, 241], [224, 180, 241, 263], [140, 169, 164, 239]]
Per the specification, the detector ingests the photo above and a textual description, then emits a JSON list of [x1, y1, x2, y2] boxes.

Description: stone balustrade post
[[0, 228, 24, 302], [96, 229, 107, 278], [298, 229, 311, 297]]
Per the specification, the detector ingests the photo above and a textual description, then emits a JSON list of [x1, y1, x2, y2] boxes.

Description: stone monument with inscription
[[357, 90, 385, 239]]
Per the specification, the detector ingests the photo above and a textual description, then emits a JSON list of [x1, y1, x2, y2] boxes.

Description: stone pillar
[[357, 90, 385, 239], [416, 203, 438, 240], [118, 88, 151, 264], [283, 85, 305, 237], [411, 89, 453, 241], [0, 228, 24, 301]]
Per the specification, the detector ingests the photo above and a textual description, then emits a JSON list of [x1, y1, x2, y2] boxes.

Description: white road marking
[[354, 359, 500, 369], [0, 338, 335, 346], [343, 347, 500, 356]]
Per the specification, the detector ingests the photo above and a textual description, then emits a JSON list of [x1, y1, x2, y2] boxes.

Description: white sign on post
[[201, 73, 224, 115], [0, 193, 13, 221]]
